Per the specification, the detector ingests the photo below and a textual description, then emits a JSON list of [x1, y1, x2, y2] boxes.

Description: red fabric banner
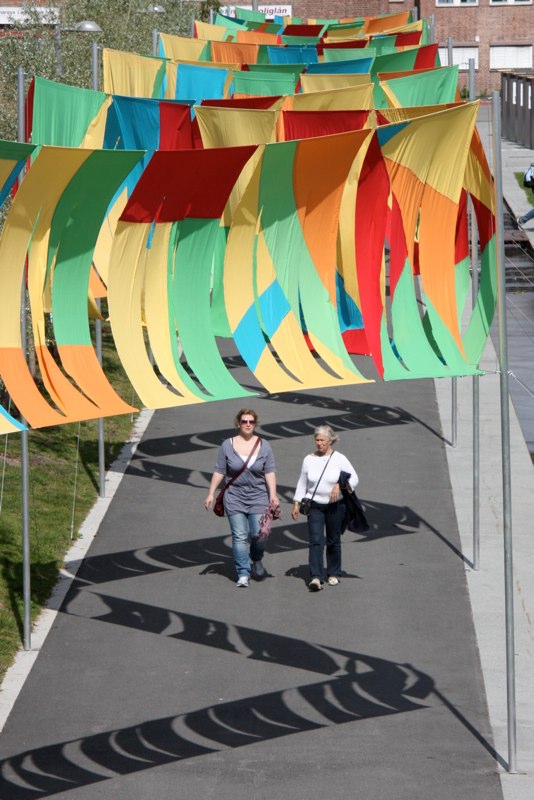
[[283, 110, 369, 141], [121, 145, 257, 222], [159, 102, 194, 150]]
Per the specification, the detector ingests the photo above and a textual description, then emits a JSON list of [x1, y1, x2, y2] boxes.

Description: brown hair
[[234, 408, 259, 427]]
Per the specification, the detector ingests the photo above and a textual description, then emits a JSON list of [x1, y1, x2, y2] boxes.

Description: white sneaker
[[251, 560, 266, 579], [327, 576, 340, 586], [236, 576, 249, 588], [308, 578, 323, 592]]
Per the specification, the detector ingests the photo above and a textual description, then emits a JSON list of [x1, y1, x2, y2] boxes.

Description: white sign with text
[[219, 6, 293, 20]]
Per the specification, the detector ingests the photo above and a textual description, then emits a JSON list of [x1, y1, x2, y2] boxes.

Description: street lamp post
[[54, 20, 102, 80], [147, 5, 166, 57]]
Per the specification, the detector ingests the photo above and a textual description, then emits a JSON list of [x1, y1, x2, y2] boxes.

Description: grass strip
[[0, 317, 139, 684]]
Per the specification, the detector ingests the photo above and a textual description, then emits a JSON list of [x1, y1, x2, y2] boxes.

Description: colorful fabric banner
[[300, 74, 372, 94], [103, 49, 167, 99], [380, 66, 459, 108], [159, 33, 210, 62], [31, 77, 109, 148], [306, 58, 374, 74], [0, 14, 498, 431], [232, 70, 300, 97]]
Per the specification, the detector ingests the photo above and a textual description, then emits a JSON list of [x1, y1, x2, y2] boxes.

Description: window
[[438, 46, 479, 69], [490, 0, 531, 5], [490, 46, 533, 69], [436, 0, 477, 6]]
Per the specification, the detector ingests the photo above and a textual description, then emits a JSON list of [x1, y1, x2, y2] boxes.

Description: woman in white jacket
[[291, 425, 358, 592]]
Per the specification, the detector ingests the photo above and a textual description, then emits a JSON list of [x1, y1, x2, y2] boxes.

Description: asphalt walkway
[[0, 102, 533, 799]]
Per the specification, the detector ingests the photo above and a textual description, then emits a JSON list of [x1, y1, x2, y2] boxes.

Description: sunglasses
[[240, 419, 256, 425]]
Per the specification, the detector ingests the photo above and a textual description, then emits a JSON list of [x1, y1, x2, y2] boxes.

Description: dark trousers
[[307, 500, 345, 582]]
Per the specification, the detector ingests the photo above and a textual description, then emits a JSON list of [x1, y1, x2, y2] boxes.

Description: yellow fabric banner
[[103, 48, 164, 97], [300, 74, 372, 94], [287, 83, 374, 111], [160, 33, 207, 61], [196, 106, 279, 148], [195, 20, 234, 42]]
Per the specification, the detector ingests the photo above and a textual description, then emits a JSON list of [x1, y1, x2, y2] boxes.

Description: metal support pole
[[54, 24, 63, 79], [18, 67, 31, 652], [469, 60, 480, 571], [91, 42, 106, 497], [209, 9, 214, 24], [152, 27, 159, 57], [469, 56, 476, 101], [447, 31, 457, 449], [428, 14, 435, 45], [451, 377, 457, 447], [491, 91, 517, 773], [95, 305, 105, 498], [252, 0, 259, 10], [412, 6, 418, 22], [91, 40, 98, 91]]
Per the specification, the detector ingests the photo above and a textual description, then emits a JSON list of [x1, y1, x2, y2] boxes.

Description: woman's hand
[[204, 494, 213, 511], [329, 483, 341, 503], [291, 502, 300, 522]]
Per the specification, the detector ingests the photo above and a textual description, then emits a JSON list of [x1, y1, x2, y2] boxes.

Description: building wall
[[292, 1, 410, 16]]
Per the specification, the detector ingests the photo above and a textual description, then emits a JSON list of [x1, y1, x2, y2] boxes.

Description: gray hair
[[314, 425, 339, 445]]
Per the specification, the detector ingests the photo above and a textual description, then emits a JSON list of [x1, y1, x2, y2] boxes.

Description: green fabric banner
[[31, 77, 107, 147]]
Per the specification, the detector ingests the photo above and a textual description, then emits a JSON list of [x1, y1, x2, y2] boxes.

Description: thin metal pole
[[451, 377, 457, 447], [469, 56, 476, 101], [91, 40, 98, 91], [91, 42, 106, 498], [54, 24, 63, 79], [491, 90, 516, 773], [152, 28, 159, 57], [252, 0, 259, 10], [469, 60, 480, 570], [18, 67, 31, 652], [412, 6, 418, 22], [428, 14, 435, 45], [447, 34, 457, 448]]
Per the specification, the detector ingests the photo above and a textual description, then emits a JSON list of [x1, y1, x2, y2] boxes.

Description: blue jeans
[[228, 513, 264, 578], [519, 206, 534, 224], [307, 500, 345, 582]]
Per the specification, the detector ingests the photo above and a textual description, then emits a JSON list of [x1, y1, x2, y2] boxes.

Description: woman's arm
[[204, 471, 225, 511], [342, 454, 359, 490], [264, 472, 280, 506], [291, 459, 308, 520]]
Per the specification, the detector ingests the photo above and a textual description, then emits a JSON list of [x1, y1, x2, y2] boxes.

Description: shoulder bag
[[213, 437, 261, 517]]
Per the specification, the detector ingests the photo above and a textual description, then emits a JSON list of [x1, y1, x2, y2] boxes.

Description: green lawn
[[0, 317, 139, 683], [514, 171, 534, 207]]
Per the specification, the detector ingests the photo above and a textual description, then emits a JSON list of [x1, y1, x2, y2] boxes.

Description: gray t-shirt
[[214, 437, 275, 515]]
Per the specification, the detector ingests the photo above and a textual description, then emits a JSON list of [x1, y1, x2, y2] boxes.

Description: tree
[[0, 0, 198, 141]]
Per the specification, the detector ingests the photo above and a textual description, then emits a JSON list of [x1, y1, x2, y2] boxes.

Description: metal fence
[[501, 71, 534, 149]]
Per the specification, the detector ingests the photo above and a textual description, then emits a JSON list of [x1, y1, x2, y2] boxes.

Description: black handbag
[[213, 437, 261, 517], [299, 498, 312, 516], [299, 452, 333, 516]]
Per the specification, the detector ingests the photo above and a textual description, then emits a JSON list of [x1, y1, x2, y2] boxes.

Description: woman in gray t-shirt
[[204, 409, 279, 588]]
